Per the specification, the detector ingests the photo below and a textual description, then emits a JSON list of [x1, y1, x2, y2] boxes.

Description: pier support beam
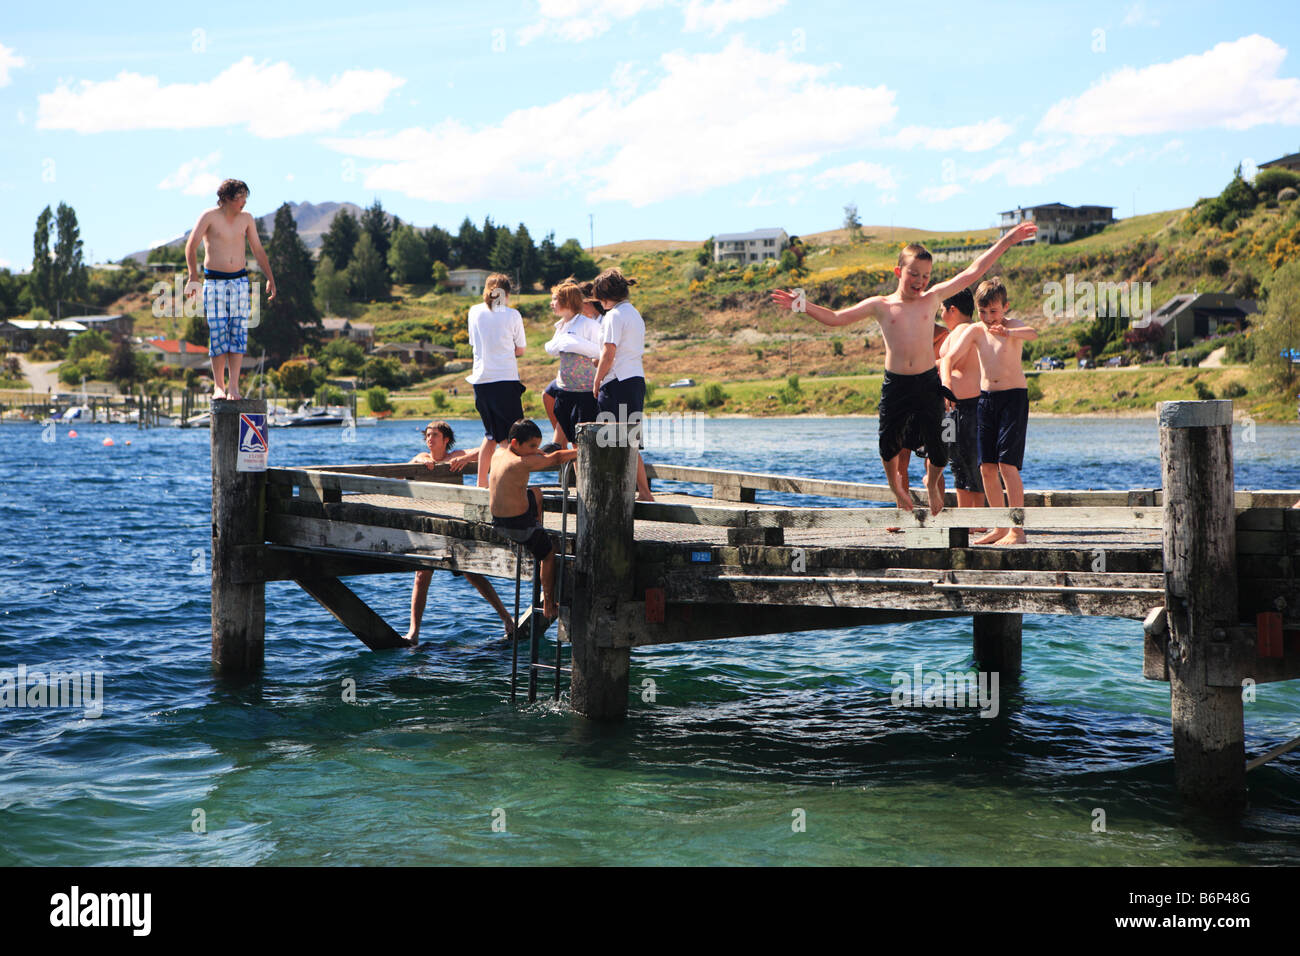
[[211, 399, 267, 673], [1159, 400, 1244, 815], [569, 422, 637, 720], [973, 613, 1022, 682]]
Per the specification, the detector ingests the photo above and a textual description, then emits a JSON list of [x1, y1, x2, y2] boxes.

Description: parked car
[[1078, 358, 1094, 369], [668, 378, 696, 388], [1034, 356, 1064, 370]]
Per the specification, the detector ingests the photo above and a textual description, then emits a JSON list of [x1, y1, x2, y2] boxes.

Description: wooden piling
[[973, 612, 1022, 681], [568, 421, 637, 719], [211, 398, 267, 673], [1158, 400, 1244, 814]]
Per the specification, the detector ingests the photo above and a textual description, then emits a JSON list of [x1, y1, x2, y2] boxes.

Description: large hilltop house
[[446, 268, 493, 296], [1260, 152, 1300, 173], [713, 228, 789, 264], [998, 203, 1115, 244]]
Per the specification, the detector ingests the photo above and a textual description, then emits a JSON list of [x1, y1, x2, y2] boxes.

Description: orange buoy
[[68, 430, 78, 438], [125, 440, 132, 446], [102, 437, 115, 447]]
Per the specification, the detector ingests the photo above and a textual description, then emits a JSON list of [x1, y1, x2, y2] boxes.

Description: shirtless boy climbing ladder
[[770, 220, 1036, 515], [184, 178, 277, 400]]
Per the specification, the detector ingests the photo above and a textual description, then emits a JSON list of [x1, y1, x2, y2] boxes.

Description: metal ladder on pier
[[509, 461, 575, 704]]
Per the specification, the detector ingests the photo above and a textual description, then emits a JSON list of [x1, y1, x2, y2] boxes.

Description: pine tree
[[387, 224, 431, 284], [489, 229, 517, 278], [313, 255, 349, 315], [514, 223, 538, 291], [347, 232, 388, 301], [320, 208, 360, 272], [31, 206, 53, 312], [53, 202, 88, 311], [253, 203, 319, 364], [423, 225, 452, 268], [454, 216, 482, 268], [361, 199, 392, 262]]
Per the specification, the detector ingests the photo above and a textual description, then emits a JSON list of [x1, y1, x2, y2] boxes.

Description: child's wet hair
[[424, 420, 455, 449], [975, 277, 1009, 308], [484, 273, 512, 308], [508, 419, 543, 444], [592, 267, 637, 303], [217, 179, 249, 203], [897, 243, 932, 268], [943, 288, 975, 318]]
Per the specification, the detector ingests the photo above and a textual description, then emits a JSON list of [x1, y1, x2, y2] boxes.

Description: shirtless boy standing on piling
[[771, 221, 1036, 514], [489, 420, 577, 619], [184, 179, 276, 400], [943, 277, 1039, 545]]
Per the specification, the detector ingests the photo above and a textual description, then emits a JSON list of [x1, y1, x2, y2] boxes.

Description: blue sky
[[2, 0, 1298, 268]]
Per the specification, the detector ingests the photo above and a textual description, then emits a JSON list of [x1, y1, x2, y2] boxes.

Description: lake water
[[1, 416, 1298, 865]]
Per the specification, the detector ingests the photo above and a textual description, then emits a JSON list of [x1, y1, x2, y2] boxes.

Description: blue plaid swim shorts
[[203, 270, 251, 356]]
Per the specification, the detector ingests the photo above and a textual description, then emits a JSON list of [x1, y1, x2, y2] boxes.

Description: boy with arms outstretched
[[490, 419, 578, 619], [942, 278, 1038, 545], [184, 179, 276, 400], [771, 221, 1036, 514]]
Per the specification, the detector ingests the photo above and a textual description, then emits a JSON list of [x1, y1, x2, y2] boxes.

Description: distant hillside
[[125, 200, 369, 263]]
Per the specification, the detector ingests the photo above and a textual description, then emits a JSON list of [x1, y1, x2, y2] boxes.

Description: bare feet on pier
[[973, 528, 1006, 545], [213, 387, 228, 400], [995, 529, 1027, 546]]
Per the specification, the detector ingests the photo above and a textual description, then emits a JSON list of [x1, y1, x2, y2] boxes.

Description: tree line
[[314, 199, 598, 300]]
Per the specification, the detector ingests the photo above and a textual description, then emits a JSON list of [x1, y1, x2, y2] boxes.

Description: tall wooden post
[[211, 398, 267, 673], [569, 421, 636, 719], [973, 612, 1022, 682], [1158, 400, 1244, 814]]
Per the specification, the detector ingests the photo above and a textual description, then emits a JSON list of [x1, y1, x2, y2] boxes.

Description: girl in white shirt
[[543, 282, 603, 445], [590, 268, 653, 501], [465, 273, 526, 487]]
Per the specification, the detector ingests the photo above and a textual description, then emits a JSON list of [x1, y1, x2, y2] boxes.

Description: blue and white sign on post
[[237, 413, 268, 472]]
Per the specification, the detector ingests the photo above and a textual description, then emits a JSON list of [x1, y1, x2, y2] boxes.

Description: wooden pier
[[208, 398, 1299, 816]]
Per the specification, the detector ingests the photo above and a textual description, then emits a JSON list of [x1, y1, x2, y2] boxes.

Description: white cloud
[[682, 0, 786, 35], [326, 39, 897, 207], [0, 43, 24, 87], [1040, 35, 1300, 136], [918, 184, 963, 203], [745, 186, 777, 206], [1112, 137, 1184, 166], [889, 118, 1013, 152], [812, 161, 898, 191], [158, 152, 224, 196], [968, 137, 1113, 187], [37, 57, 404, 136], [519, 0, 667, 44], [519, 0, 785, 43], [0, 257, 10, 269], [1122, 2, 1159, 27]]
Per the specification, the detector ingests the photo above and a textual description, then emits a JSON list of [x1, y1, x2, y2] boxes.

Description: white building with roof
[[713, 228, 789, 264]]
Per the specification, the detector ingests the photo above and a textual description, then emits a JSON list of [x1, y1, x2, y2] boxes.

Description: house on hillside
[[998, 203, 1115, 244], [1129, 293, 1258, 345], [317, 317, 375, 350], [1260, 152, 1300, 173], [713, 228, 789, 264], [66, 314, 134, 342], [137, 338, 210, 370], [446, 268, 493, 296]]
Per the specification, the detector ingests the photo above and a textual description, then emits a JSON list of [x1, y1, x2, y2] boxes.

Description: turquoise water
[[1, 416, 1298, 865]]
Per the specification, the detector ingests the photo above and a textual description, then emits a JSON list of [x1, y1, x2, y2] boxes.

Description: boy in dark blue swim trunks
[[490, 419, 577, 619], [943, 278, 1038, 545]]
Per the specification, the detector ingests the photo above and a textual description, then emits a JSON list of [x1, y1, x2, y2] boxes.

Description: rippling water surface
[[1, 415, 1297, 865]]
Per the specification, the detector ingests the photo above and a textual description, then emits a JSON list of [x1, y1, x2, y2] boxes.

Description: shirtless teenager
[[771, 221, 1036, 514], [184, 179, 276, 400], [403, 420, 515, 645], [489, 420, 577, 619], [942, 278, 1039, 545], [937, 288, 989, 525]]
